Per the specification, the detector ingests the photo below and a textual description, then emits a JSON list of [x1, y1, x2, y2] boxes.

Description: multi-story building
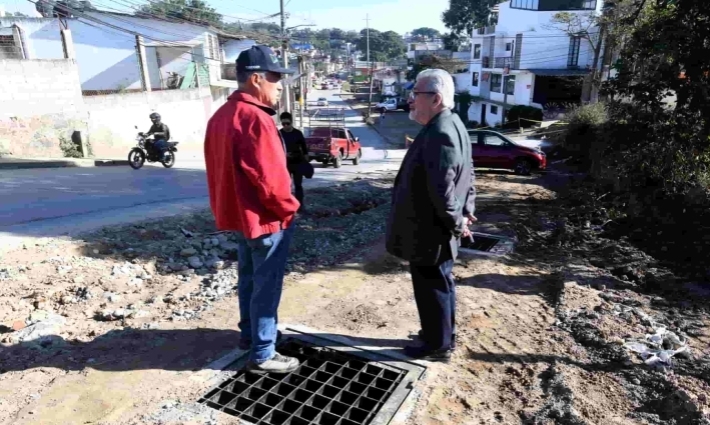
[[466, 0, 604, 126], [406, 40, 446, 60]]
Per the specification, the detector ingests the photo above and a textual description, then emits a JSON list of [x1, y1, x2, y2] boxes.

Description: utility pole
[[502, 66, 509, 126], [280, 0, 291, 113], [365, 14, 370, 65], [298, 55, 305, 128], [367, 61, 376, 119], [365, 14, 373, 118]]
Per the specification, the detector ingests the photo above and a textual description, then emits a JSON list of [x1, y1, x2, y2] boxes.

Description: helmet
[[149, 112, 161, 120]]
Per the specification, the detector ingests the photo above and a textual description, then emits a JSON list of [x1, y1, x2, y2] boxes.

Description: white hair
[[416, 68, 455, 110]]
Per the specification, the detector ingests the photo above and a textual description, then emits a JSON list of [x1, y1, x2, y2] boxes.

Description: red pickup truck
[[306, 127, 362, 168], [306, 108, 362, 168]]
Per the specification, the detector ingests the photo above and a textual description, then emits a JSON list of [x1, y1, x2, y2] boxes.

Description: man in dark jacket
[[386, 69, 476, 362], [279, 111, 308, 209]]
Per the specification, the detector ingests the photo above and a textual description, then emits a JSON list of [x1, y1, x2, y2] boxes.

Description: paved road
[[0, 90, 405, 250]]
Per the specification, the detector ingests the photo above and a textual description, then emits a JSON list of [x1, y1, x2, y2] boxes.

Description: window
[[0, 35, 22, 60], [483, 133, 507, 146], [472, 72, 479, 87], [490, 74, 502, 92], [490, 105, 499, 115], [510, 0, 539, 9], [505, 42, 513, 52], [568, 36, 581, 67], [505, 75, 516, 95], [474, 44, 481, 59], [510, 0, 596, 10]]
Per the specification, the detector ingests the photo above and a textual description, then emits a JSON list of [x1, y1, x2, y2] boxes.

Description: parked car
[[306, 125, 362, 168], [375, 97, 409, 113], [469, 129, 546, 175], [317, 97, 329, 106]]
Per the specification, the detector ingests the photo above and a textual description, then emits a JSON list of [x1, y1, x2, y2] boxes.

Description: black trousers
[[287, 163, 304, 205], [409, 248, 456, 351]]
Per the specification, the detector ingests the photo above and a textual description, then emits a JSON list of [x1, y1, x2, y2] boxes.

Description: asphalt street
[[0, 89, 405, 250]]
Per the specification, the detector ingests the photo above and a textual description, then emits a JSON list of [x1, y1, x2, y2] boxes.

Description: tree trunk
[[584, 24, 606, 103]]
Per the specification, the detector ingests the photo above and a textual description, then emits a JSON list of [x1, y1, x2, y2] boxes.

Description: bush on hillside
[[506, 105, 544, 128]]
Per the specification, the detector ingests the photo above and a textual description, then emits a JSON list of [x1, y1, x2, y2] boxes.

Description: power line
[[113, 0, 279, 23], [26, 0, 231, 64]]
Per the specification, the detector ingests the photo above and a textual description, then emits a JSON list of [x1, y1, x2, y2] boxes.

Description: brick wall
[[0, 59, 84, 118], [0, 58, 229, 159], [0, 59, 87, 157]]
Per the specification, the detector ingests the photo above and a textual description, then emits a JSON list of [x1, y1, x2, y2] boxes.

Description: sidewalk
[[0, 157, 129, 170], [342, 96, 419, 148]]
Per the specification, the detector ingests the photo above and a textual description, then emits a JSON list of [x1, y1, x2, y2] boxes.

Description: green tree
[[329, 28, 345, 41], [411, 27, 441, 40], [138, 0, 222, 26], [343, 30, 360, 44], [442, 32, 463, 51], [442, 0, 499, 36], [406, 54, 462, 80], [356, 29, 405, 62]]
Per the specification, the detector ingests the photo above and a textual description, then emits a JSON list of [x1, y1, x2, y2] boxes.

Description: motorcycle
[[127, 126, 179, 170]]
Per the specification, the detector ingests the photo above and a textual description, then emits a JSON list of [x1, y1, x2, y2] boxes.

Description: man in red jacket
[[204, 45, 300, 374]]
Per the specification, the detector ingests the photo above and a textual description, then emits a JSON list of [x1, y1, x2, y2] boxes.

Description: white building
[[466, 0, 603, 126], [0, 11, 244, 92], [406, 40, 446, 60]]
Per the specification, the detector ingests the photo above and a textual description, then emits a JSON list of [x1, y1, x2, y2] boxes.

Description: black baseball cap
[[236, 45, 294, 75]]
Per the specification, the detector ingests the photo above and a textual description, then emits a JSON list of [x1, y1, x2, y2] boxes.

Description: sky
[[1, 0, 451, 35]]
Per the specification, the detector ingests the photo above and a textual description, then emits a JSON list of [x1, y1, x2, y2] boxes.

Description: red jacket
[[204, 92, 299, 239]]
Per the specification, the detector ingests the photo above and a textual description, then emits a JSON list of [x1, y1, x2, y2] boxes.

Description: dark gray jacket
[[385, 109, 476, 265]]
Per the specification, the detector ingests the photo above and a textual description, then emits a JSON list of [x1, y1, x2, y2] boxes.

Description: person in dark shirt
[[144, 112, 171, 159], [279, 112, 308, 210]]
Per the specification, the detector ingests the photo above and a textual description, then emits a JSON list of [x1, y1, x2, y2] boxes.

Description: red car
[[469, 130, 546, 175], [306, 127, 362, 168]]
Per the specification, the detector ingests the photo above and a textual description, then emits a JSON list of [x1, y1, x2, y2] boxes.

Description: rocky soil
[[0, 170, 708, 425]]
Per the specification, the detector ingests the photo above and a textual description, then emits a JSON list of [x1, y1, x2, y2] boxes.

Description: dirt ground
[[1, 169, 709, 425]]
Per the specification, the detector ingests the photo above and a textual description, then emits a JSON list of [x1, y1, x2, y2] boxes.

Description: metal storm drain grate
[[459, 232, 515, 257], [198, 338, 411, 425]]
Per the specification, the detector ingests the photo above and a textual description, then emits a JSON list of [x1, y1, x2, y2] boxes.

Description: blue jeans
[[234, 222, 295, 363]]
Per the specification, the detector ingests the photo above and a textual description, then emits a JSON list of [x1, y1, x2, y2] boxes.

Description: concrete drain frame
[[198, 327, 425, 425], [459, 232, 516, 257]]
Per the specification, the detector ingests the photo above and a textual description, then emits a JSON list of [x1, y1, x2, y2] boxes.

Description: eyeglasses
[[409, 91, 437, 100], [282, 121, 292, 126]]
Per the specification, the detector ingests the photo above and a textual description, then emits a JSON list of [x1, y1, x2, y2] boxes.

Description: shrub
[[506, 105, 544, 128], [59, 135, 83, 158]]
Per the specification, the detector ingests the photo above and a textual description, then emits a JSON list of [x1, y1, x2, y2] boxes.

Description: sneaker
[[417, 330, 457, 350], [239, 330, 283, 350], [403, 345, 452, 363], [247, 352, 300, 374]]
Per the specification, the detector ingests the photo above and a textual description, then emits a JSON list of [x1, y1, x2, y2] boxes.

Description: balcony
[[494, 57, 518, 69], [475, 25, 497, 35]]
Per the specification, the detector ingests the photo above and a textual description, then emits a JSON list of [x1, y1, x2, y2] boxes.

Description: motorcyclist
[[142, 112, 171, 159]]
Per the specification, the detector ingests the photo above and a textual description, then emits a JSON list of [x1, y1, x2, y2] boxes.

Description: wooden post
[[135, 35, 151, 92]]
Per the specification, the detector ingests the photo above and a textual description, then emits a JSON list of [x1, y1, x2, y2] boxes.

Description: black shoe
[[417, 330, 457, 350], [239, 330, 283, 350], [403, 345, 452, 363]]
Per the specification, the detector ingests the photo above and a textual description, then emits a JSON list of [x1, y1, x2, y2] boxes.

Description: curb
[[0, 158, 129, 170]]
